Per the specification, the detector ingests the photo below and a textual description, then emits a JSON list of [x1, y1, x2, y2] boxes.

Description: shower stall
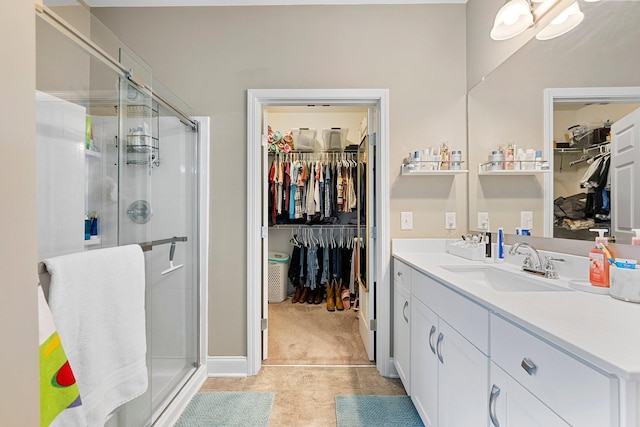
[[36, 5, 208, 426]]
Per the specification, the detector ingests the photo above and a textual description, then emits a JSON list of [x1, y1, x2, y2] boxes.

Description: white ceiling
[[83, 0, 466, 7]]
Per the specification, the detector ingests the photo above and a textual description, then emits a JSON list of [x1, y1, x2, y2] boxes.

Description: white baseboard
[[153, 366, 207, 427], [207, 356, 250, 377]]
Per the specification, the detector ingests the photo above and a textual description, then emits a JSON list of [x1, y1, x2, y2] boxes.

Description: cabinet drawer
[[393, 259, 412, 290], [491, 314, 617, 426], [413, 270, 489, 355]]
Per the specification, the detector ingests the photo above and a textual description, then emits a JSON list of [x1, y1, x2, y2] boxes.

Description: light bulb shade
[[490, 0, 534, 41], [536, 1, 584, 40]]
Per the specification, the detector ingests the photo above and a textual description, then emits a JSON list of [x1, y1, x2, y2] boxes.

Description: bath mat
[[174, 391, 274, 427], [335, 395, 424, 427]]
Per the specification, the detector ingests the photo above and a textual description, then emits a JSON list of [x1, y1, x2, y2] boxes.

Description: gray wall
[[94, 5, 467, 357], [1, 0, 39, 423]]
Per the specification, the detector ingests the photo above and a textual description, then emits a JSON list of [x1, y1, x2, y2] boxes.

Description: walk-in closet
[[262, 106, 375, 366]]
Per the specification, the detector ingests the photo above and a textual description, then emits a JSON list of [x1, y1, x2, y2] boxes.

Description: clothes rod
[[37, 236, 188, 273]]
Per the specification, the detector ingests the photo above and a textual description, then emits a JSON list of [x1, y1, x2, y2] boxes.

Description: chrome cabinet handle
[[521, 357, 537, 376], [436, 332, 444, 363], [397, 271, 402, 277], [429, 325, 437, 355], [402, 301, 409, 323], [489, 384, 501, 427]]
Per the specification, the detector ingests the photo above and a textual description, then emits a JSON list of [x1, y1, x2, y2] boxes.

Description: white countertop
[[393, 239, 640, 380]]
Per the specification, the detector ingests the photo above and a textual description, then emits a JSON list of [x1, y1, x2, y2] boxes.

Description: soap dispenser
[[632, 229, 640, 246], [589, 228, 615, 288]]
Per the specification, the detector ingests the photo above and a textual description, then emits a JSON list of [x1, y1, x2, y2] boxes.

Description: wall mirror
[[544, 87, 640, 243], [467, 0, 640, 246]]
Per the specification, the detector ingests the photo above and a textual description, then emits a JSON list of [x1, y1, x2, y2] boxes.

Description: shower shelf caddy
[[124, 104, 160, 167], [126, 134, 159, 166]]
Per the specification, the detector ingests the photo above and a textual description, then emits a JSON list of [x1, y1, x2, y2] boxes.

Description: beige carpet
[[264, 298, 373, 366]]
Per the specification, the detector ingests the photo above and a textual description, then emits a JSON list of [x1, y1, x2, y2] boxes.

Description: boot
[[306, 287, 315, 304], [299, 287, 309, 304], [291, 287, 302, 303], [313, 286, 323, 304], [326, 281, 335, 311], [335, 279, 344, 311]]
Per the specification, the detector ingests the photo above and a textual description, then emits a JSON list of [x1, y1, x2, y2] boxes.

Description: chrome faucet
[[509, 242, 565, 279], [509, 242, 543, 270]]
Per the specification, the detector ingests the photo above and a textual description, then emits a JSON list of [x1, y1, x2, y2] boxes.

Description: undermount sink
[[440, 265, 573, 292]]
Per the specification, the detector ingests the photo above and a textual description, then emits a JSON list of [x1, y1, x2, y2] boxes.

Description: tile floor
[[200, 366, 407, 427]]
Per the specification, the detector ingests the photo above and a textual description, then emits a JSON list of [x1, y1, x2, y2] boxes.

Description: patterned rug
[[335, 395, 424, 427], [174, 391, 274, 427]]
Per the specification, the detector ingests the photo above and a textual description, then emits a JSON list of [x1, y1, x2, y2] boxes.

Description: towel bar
[[37, 236, 188, 273]]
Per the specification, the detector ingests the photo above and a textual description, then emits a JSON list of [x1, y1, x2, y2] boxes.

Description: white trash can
[[268, 251, 290, 303]]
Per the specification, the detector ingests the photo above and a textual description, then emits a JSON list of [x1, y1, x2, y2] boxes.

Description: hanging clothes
[[268, 153, 363, 225]]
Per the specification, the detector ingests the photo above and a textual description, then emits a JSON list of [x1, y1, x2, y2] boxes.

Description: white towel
[[45, 245, 148, 427]]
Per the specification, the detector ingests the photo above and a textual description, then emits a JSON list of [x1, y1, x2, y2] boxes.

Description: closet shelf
[[554, 141, 610, 154]]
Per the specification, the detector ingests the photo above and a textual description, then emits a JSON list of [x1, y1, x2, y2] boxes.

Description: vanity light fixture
[[536, 1, 584, 40], [490, 0, 534, 40]]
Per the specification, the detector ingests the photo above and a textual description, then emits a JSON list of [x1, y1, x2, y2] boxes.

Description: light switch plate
[[445, 212, 457, 230], [478, 212, 489, 230], [401, 212, 413, 230], [521, 211, 533, 229]]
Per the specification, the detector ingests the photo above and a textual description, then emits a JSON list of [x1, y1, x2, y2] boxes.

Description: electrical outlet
[[521, 211, 533, 229], [478, 212, 489, 230], [445, 212, 457, 230], [401, 212, 413, 230]]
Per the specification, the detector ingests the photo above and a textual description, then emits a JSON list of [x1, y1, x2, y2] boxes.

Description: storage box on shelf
[[291, 128, 317, 152], [322, 128, 349, 151]]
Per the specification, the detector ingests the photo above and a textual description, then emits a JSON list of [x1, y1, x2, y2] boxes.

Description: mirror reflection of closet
[[553, 101, 640, 241], [467, 1, 640, 242]]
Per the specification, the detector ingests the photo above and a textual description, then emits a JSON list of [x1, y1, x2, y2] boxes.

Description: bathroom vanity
[[393, 239, 640, 427]]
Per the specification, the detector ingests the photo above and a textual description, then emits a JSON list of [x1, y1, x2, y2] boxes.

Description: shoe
[[335, 280, 344, 311], [313, 287, 323, 304], [326, 281, 335, 311], [306, 287, 315, 304], [299, 287, 309, 304], [341, 288, 351, 310], [292, 287, 302, 303]]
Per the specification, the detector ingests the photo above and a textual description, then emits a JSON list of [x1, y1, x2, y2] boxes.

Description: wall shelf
[[85, 149, 102, 158], [401, 162, 467, 176], [84, 237, 101, 246], [478, 161, 550, 176]]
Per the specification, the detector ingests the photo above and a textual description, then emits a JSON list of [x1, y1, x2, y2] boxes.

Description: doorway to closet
[[247, 89, 391, 377]]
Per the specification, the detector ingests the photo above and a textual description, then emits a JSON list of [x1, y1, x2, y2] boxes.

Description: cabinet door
[[438, 320, 489, 426], [410, 297, 439, 427], [490, 362, 570, 427], [394, 281, 411, 393]]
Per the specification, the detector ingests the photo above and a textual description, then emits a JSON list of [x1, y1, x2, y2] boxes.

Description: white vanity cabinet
[[490, 314, 618, 426], [489, 361, 570, 427], [410, 269, 489, 427], [393, 259, 412, 393]]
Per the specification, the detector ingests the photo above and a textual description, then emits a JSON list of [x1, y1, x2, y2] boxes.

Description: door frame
[[543, 86, 640, 237], [246, 89, 390, 376]]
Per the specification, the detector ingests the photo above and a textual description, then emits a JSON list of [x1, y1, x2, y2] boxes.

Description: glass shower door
[[147, 103, 199, 416], [116, 81, 200, 424]]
